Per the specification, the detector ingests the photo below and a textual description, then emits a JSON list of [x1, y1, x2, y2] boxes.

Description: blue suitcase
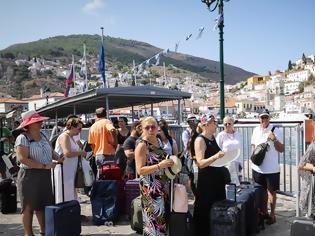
[[45, 163, 81, 236]]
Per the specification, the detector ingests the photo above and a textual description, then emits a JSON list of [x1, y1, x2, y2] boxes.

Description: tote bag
[[81, 157, 95, 187]]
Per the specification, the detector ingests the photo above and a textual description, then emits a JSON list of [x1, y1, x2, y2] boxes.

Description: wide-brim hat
[[17, 110, 49, 129], [165, 154, 182, 180]]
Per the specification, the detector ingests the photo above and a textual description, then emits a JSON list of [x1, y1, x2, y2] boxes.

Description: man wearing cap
[[88, 107, 117, 170], [251, 109, 284, 225]]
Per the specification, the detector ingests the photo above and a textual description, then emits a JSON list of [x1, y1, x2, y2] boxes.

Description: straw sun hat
[[164, 154, 182, 180]]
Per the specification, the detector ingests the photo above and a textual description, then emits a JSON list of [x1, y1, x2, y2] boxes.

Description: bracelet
[[157, 164, 160, 171]]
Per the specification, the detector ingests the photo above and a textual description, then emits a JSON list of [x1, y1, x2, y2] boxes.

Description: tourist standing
[[251, 109, 284, 224], [123, 120, 142, 180], [135, 116, 174, 235], [298, 116, 315, 216], [88, 107, 117, 169], [193, 114, 226, 236], [158, 119, 178, 155], [54, 117, 86, 202], [15, 110, 62, 236], [117, 117, 130, 149], [216, 116, 242, 185]]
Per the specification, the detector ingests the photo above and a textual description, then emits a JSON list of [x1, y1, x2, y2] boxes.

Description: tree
[[302, 53, 307, 64], [288, 60, 292, 70], [298, 82, 304, 93]]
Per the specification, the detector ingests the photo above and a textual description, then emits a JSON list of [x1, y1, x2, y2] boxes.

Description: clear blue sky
[[0, 0, 314, 75]]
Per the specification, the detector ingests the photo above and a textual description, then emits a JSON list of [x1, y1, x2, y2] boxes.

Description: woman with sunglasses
[[193, 114, 226, 236], [216, 116, 242, 186], [135, 116, 174, 236], [54, 117, 86, 203]]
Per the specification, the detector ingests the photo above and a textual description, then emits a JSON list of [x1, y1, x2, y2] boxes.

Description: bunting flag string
[[131, 18, 223, 78]]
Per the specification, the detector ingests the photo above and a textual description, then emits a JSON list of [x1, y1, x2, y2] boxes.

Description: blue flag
[[98, 41, 106, 86]]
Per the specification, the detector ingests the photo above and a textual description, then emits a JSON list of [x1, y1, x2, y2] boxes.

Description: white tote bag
[[173, 183, 188, 213], [81, 158, 95, 187]]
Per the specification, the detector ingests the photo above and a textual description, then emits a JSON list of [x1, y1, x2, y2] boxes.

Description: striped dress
[[15, 132, 54, 212]]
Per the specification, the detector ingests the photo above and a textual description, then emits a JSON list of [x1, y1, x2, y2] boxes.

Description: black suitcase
[[237, 187, 255, 236], [291, 219, 315, 236], [45, 163, 81, 236], [211, 199, 243, 236], [168, 179, 194, 236], [0, 180, 17, 214]]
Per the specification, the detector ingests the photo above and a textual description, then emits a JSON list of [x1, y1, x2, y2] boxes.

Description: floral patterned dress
[[299, 142, 315, 215], [139, 139, 167, 236]]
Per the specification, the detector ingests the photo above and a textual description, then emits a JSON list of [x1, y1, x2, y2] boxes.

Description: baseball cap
[[259, 108, 270, 118]]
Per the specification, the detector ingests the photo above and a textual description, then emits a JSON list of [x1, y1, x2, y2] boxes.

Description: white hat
[[164, 155, 182, 180], [187, 114, 197, 121]]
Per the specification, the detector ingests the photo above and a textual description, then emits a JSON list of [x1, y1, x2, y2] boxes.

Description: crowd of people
[[1, 106, 315, 235]]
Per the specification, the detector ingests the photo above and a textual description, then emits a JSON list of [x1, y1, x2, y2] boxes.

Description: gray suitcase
[[290, 174, 315, 236], [130, 196, 143, 234]]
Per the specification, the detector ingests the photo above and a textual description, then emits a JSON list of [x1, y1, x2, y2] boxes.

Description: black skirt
[[17, 168, 54, 213]]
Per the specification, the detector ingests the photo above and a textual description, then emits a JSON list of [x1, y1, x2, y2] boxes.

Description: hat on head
[[17, 110, 49, 129], [259, 108, 270, 118], [199, 114, 217, 125], [164, 154, 182, 180], [187, 114, 197, 121]]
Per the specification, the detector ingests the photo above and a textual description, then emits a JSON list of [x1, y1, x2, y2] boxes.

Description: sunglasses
[[224, 123, 232, 126], [260, 116, 269, 120], [144, 125, 157, 131]]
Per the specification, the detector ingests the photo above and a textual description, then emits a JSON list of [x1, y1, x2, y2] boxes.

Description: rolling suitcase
[[45, 163, 81, 236], [130, 195, 143, 234], [291, 174, 315, 236], [169, 179, 194, 236], [90, 180, 119, 225], [0, 179, 17, 214], [211, 183, 245, 236], [237, 187, 255, 236], [124, 178, 140, 216]]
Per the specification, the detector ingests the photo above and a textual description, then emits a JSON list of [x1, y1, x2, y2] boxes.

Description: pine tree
[[288, 60, 292, 70], [302, 53, 307, 64]]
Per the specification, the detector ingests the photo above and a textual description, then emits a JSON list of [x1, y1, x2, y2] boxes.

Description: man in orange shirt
[[88, 107, 117, 169]]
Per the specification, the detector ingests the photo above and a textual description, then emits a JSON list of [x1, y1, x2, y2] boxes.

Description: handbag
[[250, 126, 276, 166], [75, 156, 85, 188], [81, 157, 95, 187]]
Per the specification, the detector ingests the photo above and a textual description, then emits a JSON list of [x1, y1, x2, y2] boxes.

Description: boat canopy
[[36, 85, 191, 119]]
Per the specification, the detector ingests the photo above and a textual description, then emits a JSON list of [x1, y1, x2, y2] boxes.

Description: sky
[[0, 0, 314, 75]]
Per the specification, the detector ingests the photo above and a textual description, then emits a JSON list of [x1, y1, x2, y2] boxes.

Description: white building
[[287, 69, 311, 82], [0, 98, 28, 113], [284, 81, 300, 95], [25, 92, 64, 111]]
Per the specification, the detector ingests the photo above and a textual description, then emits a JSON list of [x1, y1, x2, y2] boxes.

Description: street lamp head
[[201, 0, 218, 10]]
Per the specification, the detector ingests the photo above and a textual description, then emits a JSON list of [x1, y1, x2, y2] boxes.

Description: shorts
[[252, 170, 280, 192]]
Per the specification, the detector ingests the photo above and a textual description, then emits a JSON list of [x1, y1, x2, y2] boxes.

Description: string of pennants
[[131, 13, 223, 76]]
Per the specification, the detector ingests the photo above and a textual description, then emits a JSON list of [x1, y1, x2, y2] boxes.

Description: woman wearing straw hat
[[15, 110, 63, 236], [193, 114, 227, 236], [135, 116, 174, 236]]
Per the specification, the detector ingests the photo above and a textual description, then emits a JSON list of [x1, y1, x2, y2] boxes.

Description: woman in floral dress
[[135, 116, 174, 236]]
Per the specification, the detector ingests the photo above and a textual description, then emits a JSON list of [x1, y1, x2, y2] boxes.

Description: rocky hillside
[[0, 34, 255, 98]]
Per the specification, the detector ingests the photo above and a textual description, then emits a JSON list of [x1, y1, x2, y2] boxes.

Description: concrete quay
[[0, 191, 297, 236]]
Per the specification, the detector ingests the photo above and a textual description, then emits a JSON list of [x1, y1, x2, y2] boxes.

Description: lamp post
[[201, 0, 229, 120]]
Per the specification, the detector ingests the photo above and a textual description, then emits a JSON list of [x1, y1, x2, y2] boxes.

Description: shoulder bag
[[250, 126, 276, 166], [75, 156, 85, 188]]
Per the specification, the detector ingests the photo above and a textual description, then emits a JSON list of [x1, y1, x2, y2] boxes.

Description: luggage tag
[[225, 183, 237, 202]]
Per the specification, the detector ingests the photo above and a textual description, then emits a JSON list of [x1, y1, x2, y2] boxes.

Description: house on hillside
[[0, 98, 28, 113], [24, 91, 64, 111]]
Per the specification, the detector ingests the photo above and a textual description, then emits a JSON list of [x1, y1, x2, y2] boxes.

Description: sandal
[[266, 215, 276, 225]]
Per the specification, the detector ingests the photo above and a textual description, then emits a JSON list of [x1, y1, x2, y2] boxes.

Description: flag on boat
[[64, 62, 75, 97], [98, 41, 106, 87]]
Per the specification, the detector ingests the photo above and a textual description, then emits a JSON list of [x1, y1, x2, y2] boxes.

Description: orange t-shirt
[[88, 118, 116, 156]]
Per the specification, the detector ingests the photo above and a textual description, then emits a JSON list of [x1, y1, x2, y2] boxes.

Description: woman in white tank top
[[54, 118, 86, 203]]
